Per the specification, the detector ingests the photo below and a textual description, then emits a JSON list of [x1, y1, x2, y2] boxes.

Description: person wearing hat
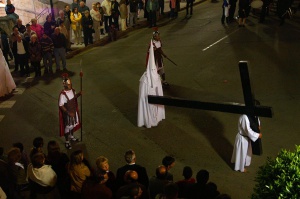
[[58, 73, 82, 149]]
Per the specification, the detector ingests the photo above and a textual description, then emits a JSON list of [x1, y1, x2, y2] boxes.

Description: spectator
[[7, 147, 29, 198], [23, 24, 36, 42], [5, 0, 19, 23], [45, 140, 70, 198], [81, 175, 113, 199], [82, 10, 94, 47], [189, 169, 209, 199], [205, 182, 220, 199], [90, 3, 101, 42], [51, 27, 67, 72], [29, 137, 44, 161], [71, 7, 83, 45], [158, 0, 164, 15], [30, 18, 44, 39], [78, 1, 90, 15], [71, 0, 80, 10], [186, 0, 194, 17], [95, 156, 116, 193], [97, 2, 106, 35], [14, 19, 26, 34], [12, 142, 30, 171], [111, 0, 120, 30], [0, 30, 12, 66], [175, 166, 195, 198], [170, 0, 176, 19], [12, 34, 29, 77], [162, 156, 175, 182], [63, 5, 73, 49], [0, 147, 9, 198], [28, 34, 42, 77], [44, 14, 56, 37], [58, 20, 69, 44], [68, 150, 91, 199], [158, 183, 178, 199], [40, 32, 54, 74], [27, 152, 60, 198], [119, 0, 128, 31], [129, 0, 139, 27], [146, 0, 159, 28], [149, 165, 169, 199], [101, 0, 113, 33], [117, 170, 148, 199], [238, 0, 250, 27], [108, 23, 117, 41], [116, 149, 149, 189], [9, 27, 22, 72]]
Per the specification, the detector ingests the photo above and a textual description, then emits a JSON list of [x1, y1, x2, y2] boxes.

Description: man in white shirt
[[101, 0, 112, 33], [12, 35, 29, 77]]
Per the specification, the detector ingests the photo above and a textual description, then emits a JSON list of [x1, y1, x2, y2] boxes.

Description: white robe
[[0, 49, 16, 97], [137, 40, 165, 128], [231, 114, 260, 172]]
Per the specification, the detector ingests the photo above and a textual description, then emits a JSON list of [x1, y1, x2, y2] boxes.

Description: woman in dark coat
[[82, 10, 94, 46], [28, 34, 42, 77]]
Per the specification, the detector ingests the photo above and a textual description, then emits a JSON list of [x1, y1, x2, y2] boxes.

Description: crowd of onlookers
[[0, 137, 232, 199], [0, 0, 185, 79]]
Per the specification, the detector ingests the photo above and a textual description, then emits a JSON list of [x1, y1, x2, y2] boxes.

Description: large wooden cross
[[148, 61, 273, 155]]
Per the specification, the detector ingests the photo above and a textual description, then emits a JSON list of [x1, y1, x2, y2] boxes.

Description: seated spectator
[[159, 183, 178, 199], [149, 165, 169, 199], [205, 182, 220, 199], [27, 152, 60, 198], [176, 166, 195, 198], [82, 175, 113, 199], [23, 24, 37, 42], [189, 169, 209, 199], [7, 147, 29, 198], [45, 140, 70, 198], [95, 156, 116, 192], [117, 170, 148, 199], [12, 142, 29, 171], [162, 156, 175, 182], [116, 149, 149, 190], [29, 137, 44, 161], [118, 183, 143, 199], [68, 150, 91, 199], [12, 34, 30, 77], [5, 0, 19, 23]]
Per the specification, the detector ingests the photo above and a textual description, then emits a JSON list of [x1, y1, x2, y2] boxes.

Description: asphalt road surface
[[1, 1, 300, 198]]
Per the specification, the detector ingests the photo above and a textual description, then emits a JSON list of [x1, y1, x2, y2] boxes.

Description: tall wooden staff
[[80, 66, 83, 141]]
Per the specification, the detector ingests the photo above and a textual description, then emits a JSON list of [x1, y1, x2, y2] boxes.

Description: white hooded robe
[[137, 40, 165, 128], [0, 49, 16, 97]]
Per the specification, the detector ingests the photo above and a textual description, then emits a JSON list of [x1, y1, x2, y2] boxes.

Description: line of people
[[0, 141, 231, 199]]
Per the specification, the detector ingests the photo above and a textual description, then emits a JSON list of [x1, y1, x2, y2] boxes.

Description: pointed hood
[[146, 40, 160, 88]]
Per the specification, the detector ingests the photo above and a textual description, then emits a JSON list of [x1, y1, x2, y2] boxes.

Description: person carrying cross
[[58, 73, 82, 149], [231, 100, 263, 173]]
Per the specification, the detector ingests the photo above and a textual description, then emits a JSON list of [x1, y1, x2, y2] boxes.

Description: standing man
[[78, 1, 90, 15], [58, 74, 82, 149], [231, 108, 262, 172], [63, 5, 73, 49], [186, 0, 194, 17], [40, 33, 54, 74], [9, 27, 22, 72], [101, 0, 113, 33], [51, 27, 67, 72], [12, 35, 30, 77], [146, 0, 159, 28], [129, 0, 139, 27], [14, 19, 26, 34]]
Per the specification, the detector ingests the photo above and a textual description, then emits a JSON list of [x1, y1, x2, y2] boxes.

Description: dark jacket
[[12, 39, 29, 57], [51, 33, 66, 49], [44, 20, 56, 36], [82, 15, 93, 31], [28, 41, 42, 62]]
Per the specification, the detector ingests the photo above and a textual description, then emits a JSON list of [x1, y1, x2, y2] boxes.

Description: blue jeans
[[54, 47, 66, 70], [43, 52, 53, 71]]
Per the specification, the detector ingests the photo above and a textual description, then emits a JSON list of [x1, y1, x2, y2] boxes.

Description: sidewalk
[[67, 0, 207, 59]]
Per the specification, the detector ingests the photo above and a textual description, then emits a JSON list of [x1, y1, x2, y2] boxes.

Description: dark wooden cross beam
[[148, 61, 273, 155]]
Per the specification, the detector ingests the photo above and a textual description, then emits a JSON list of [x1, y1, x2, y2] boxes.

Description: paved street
[[1, 1, 300, 198]]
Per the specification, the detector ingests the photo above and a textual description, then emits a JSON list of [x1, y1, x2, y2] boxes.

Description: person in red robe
[[58, 73, 82, 149]]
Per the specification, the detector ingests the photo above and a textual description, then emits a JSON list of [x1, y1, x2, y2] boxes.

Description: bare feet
[[242, 169, 247, 173]]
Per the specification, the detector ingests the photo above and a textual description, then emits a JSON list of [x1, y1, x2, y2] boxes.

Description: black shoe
[[65, 142, 72, 150], [162, 82, 170, 87]]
